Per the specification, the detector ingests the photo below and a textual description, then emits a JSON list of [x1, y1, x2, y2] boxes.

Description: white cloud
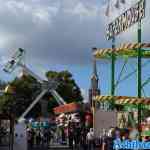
[[0, 0, 149, 68], [0, 0, 103, 66], [69, 2, 98, 18], [6, 1, 30, 14], [32, 8, 53, 26]]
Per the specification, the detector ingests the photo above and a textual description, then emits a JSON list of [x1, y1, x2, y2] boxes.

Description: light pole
[[137, 20, 142, 139], [111, 36, 116, 110]]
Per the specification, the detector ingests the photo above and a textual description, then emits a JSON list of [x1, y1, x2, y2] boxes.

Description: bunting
[[105, 0, 110, 16], [105, 0, 126, 17], [93, 95, 150, 105], [115, 0, 120, 9], [120, 0, 126, 4], [93, 43, 150, 58]]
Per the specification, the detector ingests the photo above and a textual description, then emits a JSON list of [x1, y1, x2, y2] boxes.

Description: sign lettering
[[107, 0, 145, 40]]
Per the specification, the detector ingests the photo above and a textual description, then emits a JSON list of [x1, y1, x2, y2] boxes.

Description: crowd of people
[[99, 127, 150, 150], [68, 122, 95, 150], [68, 126, 150, 150], [25, 118, 150, 150], [26, 121, 95, 150], [26, 127, 53, 149]]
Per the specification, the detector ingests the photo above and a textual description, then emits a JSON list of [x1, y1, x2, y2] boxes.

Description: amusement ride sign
[[106, 0, 145, 40]]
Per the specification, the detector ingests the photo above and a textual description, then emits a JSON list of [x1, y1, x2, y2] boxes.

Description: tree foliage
[[46, 71, 83, 101], [11, 75, 41, 118], [0, 70, 83, 117], [0, 76, 41, 118], [46, 70, 83, 112]]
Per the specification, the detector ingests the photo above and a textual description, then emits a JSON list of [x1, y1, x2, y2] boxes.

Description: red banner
[[53, 103, 81, 114]]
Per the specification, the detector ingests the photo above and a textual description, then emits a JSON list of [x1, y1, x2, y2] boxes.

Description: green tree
[[0, 94, 15, 114], [11, 75, 41, 118], [46, 70, 83, 112], [0, 80, 7, 113], [0, 75, 41, 118], [0, 70, 83, 116]]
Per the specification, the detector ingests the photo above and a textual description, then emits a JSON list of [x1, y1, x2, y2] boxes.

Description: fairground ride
[[0, 48, 69, 150], [93, 43, 150, 134], [93, 0, 150, 138], [3, 48, 66, 122]]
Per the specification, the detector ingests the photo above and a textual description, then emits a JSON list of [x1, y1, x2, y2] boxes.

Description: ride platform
[[93, 43, 150, 59]]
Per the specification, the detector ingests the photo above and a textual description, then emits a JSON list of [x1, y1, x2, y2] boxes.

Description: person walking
[[68, 126, 74, 150], [113, 128, 122, 150], [80, 128, 88, 150], [74, 124, 81, 149], [30, 128, 35, 148], [36, 129, 41, 146], [86, 128, 94, 150], [44, 128, 49, 146], [101, 128, 115, 150], [27, 128, 32, 150]]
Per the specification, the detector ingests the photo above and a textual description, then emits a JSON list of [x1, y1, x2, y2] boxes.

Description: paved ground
[[30, 147, 70, 150], [30, 145, 100, 150], [29, 145, 70, 150]]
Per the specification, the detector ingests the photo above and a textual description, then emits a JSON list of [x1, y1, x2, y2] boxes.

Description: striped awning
[[119, 43, 150, 50], [93, 95, 150, 105], [93, 43, 150, 59]]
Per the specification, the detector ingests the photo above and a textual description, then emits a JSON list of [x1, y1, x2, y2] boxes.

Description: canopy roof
[[93, 43, 150, 59], [0, 113, 14, 120], [53, 102, 81, 114]]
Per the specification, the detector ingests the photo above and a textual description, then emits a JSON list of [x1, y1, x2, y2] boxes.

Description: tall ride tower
[[89, 49, 100, 107]]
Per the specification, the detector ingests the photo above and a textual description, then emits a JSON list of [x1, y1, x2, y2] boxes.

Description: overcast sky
[[0, 0, 150, 101]]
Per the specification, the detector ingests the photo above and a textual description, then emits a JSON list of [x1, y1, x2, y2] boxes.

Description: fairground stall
[[53, 102, 93, 144], [91, 0, 150, 139], [94, 95, 150, 139]]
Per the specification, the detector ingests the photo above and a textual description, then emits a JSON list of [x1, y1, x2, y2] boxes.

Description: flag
[[105, 1, 110, 16], [115, 0, 120, 9], [120, 0, 125, 4]]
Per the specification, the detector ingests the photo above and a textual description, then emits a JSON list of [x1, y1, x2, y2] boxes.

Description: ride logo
[[106, 0, 145, 40]]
